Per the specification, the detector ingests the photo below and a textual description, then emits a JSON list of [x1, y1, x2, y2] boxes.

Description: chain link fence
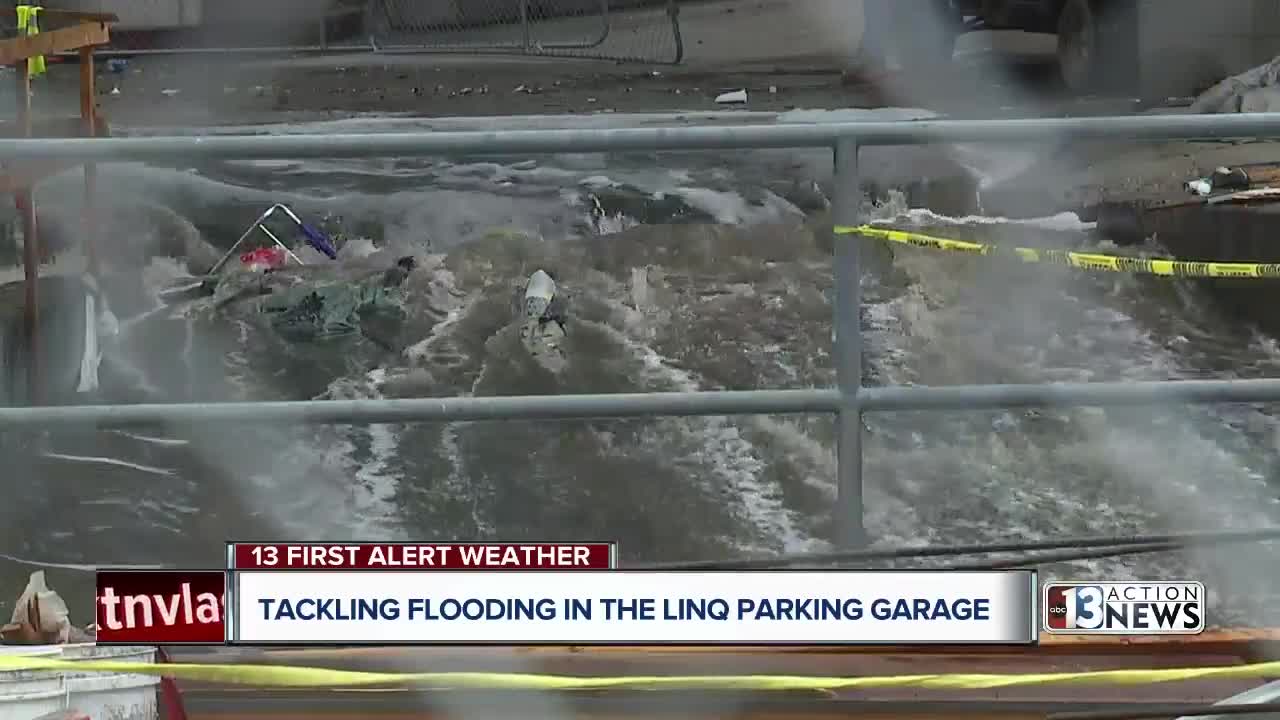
[[24, 0, 682, 63], [367, 0, 683, 64]]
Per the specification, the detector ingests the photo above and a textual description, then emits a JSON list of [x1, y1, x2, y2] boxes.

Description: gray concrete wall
[[1139, 0, 1280, 99], [53, 0, 203, 29]]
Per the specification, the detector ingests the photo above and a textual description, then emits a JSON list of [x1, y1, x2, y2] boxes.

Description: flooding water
[[2, 110, 1279, 625]]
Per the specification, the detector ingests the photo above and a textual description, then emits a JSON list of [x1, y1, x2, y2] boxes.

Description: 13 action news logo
[[1043, 582, 1204, 634]]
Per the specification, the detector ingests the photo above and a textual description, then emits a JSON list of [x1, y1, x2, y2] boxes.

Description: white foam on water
[[875, 210, 1280, 588], [108, 431, 190, 447], [41, 452, 175, 477], [319, 369, 405, 541], [672, 187, 804, 225], [883, 207, 1097, 232], [592, 321, 822, 555]]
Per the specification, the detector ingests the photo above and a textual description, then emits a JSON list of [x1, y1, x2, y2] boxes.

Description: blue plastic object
[[300, 223, 338, 260]]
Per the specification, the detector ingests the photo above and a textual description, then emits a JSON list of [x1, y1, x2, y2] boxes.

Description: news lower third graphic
[[95, 564, 1040, 645], [228, 541, 617, 570], [1043, 582, 1205, 635], [232, 569, 1037, 644]]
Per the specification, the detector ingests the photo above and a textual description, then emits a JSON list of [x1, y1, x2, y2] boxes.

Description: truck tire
[[1056, 0, 1100, 93]]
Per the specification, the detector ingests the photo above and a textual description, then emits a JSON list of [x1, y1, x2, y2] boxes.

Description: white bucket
[[56, 646, 159, 720], [0, 687, 67, 720], [0, 645, 67, 720]]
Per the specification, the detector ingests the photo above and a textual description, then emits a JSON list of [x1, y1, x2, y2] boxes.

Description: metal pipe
[[858, 378, 1280, 410], [1049, 702, 1280, 720], [520, 0, 531, 52], [942, 541, 1186, 571], [9, 113, 1280, 162], [666, 0, 684, 65], [0, 389, 841, 429], [208, 204, 281, 276], [4, 376, 1280, 428], [832, 139, 863, 549], [67, 44, 364, 57], [637, 527, 1280, 570], [14, 58, 39, 406]]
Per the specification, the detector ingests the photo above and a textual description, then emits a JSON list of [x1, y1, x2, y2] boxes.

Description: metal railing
[[6, 111, 1280, 549]]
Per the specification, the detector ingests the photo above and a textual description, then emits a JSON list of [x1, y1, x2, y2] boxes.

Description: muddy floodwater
[[1, 111, 1279, 625]]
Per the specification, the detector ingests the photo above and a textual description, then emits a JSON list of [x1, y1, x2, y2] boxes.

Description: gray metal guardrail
[[8, 111, 1280, 549]]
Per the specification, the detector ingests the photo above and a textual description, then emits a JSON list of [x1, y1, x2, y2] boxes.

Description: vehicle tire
[[1057, 0, 1101, 93]]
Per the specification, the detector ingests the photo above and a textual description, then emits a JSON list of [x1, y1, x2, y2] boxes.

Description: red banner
[[230, 542, 615, 570], [95, 570, 226, 645]]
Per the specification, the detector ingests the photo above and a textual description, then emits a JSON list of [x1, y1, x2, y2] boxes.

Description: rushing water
[[1, 110, 1279, 625]]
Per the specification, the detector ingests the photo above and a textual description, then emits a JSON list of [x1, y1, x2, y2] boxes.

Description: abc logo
[[1045, 585, 1103, 630]]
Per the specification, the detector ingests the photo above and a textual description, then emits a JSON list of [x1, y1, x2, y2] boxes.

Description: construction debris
[[1192, 54, 1280, 113], [1, 571, 94, 645]]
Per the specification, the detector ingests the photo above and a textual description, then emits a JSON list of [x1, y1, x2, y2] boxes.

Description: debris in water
[[1, 571, 93, 645], [1185, 179, 1211, 196], [161, 88, 180, 97], [1184, 166, 1253, 196], [109, 86, 120, 95], [715, 89, 747, 104]]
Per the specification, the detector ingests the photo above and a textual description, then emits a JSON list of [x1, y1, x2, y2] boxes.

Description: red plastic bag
[[239, 247, 287, 272]]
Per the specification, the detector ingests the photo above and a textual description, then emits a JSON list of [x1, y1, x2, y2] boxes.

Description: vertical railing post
[[832, 138, 865, 548], [520, 0, 532, 53]]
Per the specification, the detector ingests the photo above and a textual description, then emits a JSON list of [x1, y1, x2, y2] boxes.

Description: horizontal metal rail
[[1050, 702, 1280, 720], [6, 378, 1280, 429], [4, 112, 1280, 162], [860, 378, 1280, 410], [0, 390, 837, 428]]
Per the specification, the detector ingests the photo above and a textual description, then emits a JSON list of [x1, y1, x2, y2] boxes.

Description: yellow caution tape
[[1, 654, 1280, 690], [15, 5, 46, 78], [837, 224, 1280, 279]]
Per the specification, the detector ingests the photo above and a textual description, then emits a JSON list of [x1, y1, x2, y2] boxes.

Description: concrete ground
[[14, 0, 1079, 126], [5, 0, 1280, 219]]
